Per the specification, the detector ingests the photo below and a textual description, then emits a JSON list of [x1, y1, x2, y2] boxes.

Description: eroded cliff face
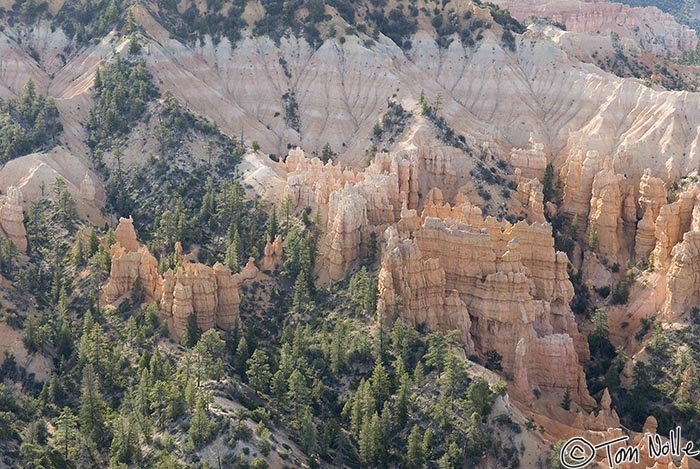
[[0, 186, 27, 253], [492, 0, 698, 54], [159, 258, 258, 340], [378, 193, 593, 408], [102, 217, 259, 340], [103, 217, 162, 304]]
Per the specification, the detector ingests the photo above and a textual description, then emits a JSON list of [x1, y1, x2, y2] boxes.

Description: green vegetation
[[0, 79, 62, 162], [86, 57, 158, 151], [368, 99, 411, 156]]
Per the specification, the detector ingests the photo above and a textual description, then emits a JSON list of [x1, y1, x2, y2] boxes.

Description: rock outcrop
[[509, 138, 547, 179], [652, 187, 698, 269], [103, 217, 162, 304], [664, 231, 700, 321], [160, 257, 259, 340], [492, 0, 698, 55], [587, 169, 624, 261], [113, 216, 141, 253], [378, 197, 593, 408], [79, 172, 96, 202], [635, 169, 666, 261], [0, 186, 27, 253], [514, 172, 546, 223], [261, 235, 283, 271]]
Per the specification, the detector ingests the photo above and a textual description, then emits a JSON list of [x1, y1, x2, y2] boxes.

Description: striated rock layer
[[103, 217, 162, 304], [103, 218, 259, 340], [492, 0, 698, 55], [378, 198, 593, 408], [0, 186, 27, 253], [159, 257, 258, 340]]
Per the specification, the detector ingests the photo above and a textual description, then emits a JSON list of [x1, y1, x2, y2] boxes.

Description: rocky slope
[[3, 0, 700, 467], [492, 0, 698, 54]]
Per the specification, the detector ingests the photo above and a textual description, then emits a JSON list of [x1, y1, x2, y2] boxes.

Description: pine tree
[[561, 387, 571, 410], [422, 428, 434, 462], [298, 405, 316, 454], [225, 234, 240, 273], [358, 412, 381, 466], [234, 336, 250, 375], [78, 363, 106, 445], [246, 349, 272, 395], [292, 270, 311, 311], [370, 358, 390, 408], [182, 313, 200, 348], [189, 399, 212, 448], [406, 425, 424, 468], [72, 238, 85, 267], [53, 407, 78, 461], [265, 207, 278, 241]]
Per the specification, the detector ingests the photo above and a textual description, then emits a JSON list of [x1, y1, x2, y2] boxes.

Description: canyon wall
[[492, 0, 698, 54], [378, 196, 593, 408]]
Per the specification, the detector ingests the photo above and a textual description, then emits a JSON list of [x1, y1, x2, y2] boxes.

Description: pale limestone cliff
[[113, 216, 140, 253], [0, 186, 27, 253], [635, 170, 667, 261], [514, 172, 546, 223], [160, 257, 259, 340], [103, 218, 162, 304], [378, 199, 592, 408], [587, 169, 625, 261], [653, 187, 698, 269], [664, 231, 700, 321], [261, 235, 283, 271], [492, 0, 698, 55], [509, 138, 547, 179], [79, 172, 96, 202]]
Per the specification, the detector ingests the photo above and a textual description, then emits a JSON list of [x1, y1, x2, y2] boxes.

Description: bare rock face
[[379, 196, 593, 407], [491, 0, 698, 55], [378, 226, 475, 353], [514, 172, 546, 223], [103, 217, 162, 304], [103, 243, 162, 304], [509, 138, 547, 179], [562, 150, 603, 226], [0, 186, 27, 253], [113, 216, 140, 253], [261, 235, 283, 271], [664, 231, 700, 321], [79, 172, 96, 202], [160, 257, 259, 340], [638, 169, 667, 220], [587, 169, 625, 261], [320, 189, 369, 282], [284, 148, 406, 283], [652, 187, 698, 269]]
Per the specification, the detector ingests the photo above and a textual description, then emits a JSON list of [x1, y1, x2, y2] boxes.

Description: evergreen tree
[[406, 424, 424, 468], [53, 407, 78, 461], [182, 313, 200, 348], [246, 349, 272, 395], [188, 399, 212, 448], [298, 405, 316, 454], [370, 358, 390, 408], [292, 270, 311, 311], [358, 412, 381, 466], [225, 233, 240, 273], [265, 207, 278, 241], [78, 363, 106, 445], [561, 387, 571, 411]]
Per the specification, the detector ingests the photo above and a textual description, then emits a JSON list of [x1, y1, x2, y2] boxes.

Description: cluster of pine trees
[[0, 79, 62, 162]]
